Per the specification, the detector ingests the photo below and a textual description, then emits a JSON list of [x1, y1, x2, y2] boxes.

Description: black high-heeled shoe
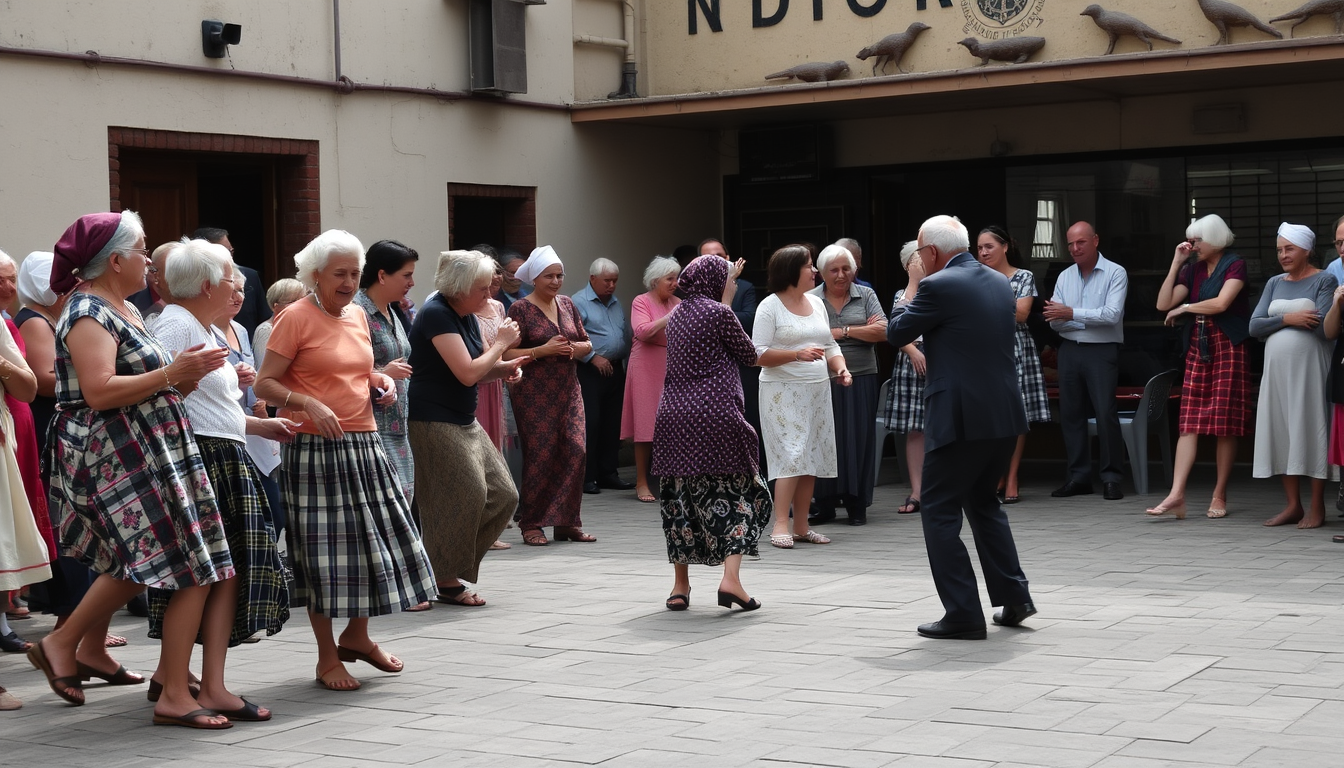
[[717, 590, 761, 612]]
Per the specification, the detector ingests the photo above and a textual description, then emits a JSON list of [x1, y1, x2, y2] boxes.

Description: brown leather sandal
[[522, 528, 548, 546]]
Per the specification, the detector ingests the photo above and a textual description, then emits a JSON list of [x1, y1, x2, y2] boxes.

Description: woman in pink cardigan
[[622, 256, 681, 502]]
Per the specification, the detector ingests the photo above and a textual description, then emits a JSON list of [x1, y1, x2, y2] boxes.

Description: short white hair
[[165, 238, 232, 299], [294, 229, 365, 291], [1186, 214, 1235, 250], [435, 250, 496, 299], [643, 256, 680, 291], [899, 240, 920, 269], [266, 278, 308, 309], [0, 250, 14, 271], [81, 210, 145, 283], [817, 244, 855, 273], [919, 215, 970, 256], [835, 238, 862, 260], [589, 258, 619, 277]]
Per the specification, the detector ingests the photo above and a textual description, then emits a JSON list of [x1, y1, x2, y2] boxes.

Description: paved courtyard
[[3, 462, 1344, 767]]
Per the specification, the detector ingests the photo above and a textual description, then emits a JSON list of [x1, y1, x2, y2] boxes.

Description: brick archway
[[108, 127, 320, 280]]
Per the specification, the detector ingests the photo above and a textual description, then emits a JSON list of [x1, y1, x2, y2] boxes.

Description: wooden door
[[117, 153, 198, 248]]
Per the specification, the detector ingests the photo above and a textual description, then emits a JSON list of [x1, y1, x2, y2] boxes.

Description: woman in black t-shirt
[[407, 250, 528, 606]]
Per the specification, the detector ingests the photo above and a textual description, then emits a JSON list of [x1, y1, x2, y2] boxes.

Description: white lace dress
[[752, 293, 842, 480]]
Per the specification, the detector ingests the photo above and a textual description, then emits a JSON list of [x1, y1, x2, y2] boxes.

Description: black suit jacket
[[887, 252, 1027, 452], [730, 278, 756, 334], [234, 265, 271, 337]]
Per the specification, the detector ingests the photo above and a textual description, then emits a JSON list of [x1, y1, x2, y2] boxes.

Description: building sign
[[960, 0, 1046, 39], [688, 0, 954, 35]]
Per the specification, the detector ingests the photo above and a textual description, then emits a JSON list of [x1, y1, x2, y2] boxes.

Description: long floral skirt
[[659, 473, 773, 566]]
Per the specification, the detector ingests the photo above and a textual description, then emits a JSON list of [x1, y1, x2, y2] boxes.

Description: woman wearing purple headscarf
[[651, 256, 775, 613]]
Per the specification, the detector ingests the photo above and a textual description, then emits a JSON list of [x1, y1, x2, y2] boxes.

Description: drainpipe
[[573, 0, 638, 99], [332, 0, 343, 81]]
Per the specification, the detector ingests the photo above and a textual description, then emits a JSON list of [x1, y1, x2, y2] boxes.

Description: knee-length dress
[[0, 319, 50, 592], [622, 292, 678, 443], [883, 290, 926, 434], [48, 293, 233, 590], [474, 298, 509, 451], [752, 293, 841, 480], [1250, 271, 1337, 480], [507, 296, 588, 530], [1008, 271, 1051, 423], [355, 291, 415, 505]]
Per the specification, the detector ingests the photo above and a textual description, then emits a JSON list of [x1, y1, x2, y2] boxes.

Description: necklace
[[312, 293, 346, 318]]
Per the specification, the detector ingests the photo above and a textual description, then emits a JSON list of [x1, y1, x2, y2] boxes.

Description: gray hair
[[817, 244, 855, 273], [835, 238, 862, 261], [589, 258, 619, 277], [1186, 214, 1235, 250], [80, 210, 145, 283], [294, 229, 365, 291], [435, 250, 496, 299], [899, 240, 920, 269], [164, 238, 232, 299], [643, 255, 680, 291], [265, 278, 308, 309], [919, 215, 969, 256]]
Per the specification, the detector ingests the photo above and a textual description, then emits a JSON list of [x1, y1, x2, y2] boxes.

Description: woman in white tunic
[[1251, 222, 1338, 529], [752, 245, 851, 549]]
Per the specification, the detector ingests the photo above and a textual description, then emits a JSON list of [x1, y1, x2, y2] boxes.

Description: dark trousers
[[577, 361, 626, 483], [920, 436, 1031, 623], [741, 364, 765, 478], [1057, 340, 1124, 484]]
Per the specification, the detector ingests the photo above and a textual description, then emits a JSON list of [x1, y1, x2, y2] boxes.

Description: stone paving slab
[[3, 463, 1344, 767]]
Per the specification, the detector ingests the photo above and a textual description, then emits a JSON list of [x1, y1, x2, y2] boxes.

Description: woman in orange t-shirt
[[255, 230, 435, 693]]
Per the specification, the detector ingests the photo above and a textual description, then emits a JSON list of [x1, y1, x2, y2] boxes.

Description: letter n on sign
[[688, 0, 723, 34]]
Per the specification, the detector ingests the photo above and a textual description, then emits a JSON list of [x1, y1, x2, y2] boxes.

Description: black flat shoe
[[583, 481, 600, 494], [1051, 480, 1093, 498], [1103, 482, 1124, 500], [665, 593, 690, 611], [808, 504, 836, 526], [717, 590, 761, 612], [0, 631, 30, 653], [916, 620, 987, 640], [993, 602, 1037, 627], [598, 476, 635, 491]]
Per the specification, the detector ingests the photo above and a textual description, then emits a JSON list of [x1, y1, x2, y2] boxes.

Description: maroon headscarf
[[52, 212, 123, 294]]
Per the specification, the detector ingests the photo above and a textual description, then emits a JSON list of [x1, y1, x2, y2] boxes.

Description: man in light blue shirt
[[1044, 221, 1129, 501], [573, 258, 633, 494]]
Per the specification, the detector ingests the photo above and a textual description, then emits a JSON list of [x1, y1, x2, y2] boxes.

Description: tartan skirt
[[1178, 320, 1250, 437], [282, 431, 436, 618], [148, 437, 290, 646], [1015, 326, 1051, 423], [882, 343, 926, 434]]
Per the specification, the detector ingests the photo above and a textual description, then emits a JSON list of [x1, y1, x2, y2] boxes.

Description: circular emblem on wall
[[961, 0, 1046, 39]]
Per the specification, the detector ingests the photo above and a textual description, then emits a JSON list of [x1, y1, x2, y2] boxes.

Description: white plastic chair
[[1087, 369, 1178, 495]]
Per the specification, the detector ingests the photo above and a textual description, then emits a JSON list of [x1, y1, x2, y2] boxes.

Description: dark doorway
[[453, 197, 513, 250], [446, 183, 537, 253], [197, 161, 273, 277]]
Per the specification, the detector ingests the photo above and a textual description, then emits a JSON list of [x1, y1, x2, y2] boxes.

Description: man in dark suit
[[887, 215, 1036, 640]]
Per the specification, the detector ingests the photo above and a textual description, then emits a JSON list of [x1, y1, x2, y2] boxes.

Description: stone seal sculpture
[[764, 61, 851, 83], [1196, 0, 1284, 44], [958, 36, 1046, 66], [856, 22, 932, 76], [1269, 0, 1344, 36], [1080, 5, 1182, 54]]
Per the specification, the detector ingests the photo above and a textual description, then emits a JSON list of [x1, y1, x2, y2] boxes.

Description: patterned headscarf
[[677, 255, 728, 301]]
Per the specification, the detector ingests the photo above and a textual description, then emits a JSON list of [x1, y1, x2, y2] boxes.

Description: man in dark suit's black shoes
[[917, 620, 988, 640], [1102, 482, 1123, 500], [1051, 480, 1093, 498], [993, 602, 1037, 627], [583, 481, 600, 494], [598, 476, 634, 491]]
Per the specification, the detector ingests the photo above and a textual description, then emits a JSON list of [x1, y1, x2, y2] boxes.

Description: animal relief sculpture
[[1196, 0, 1284, 44], [1269, 0, 1344, 36], [1080, 5, 1182, 54], [958, 36, 1046, 66], [764, 61, 851, 83], [856, 23, 932, 76]]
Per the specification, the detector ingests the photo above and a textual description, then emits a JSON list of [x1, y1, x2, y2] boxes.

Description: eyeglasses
[[124, 247, 150, 258], [147, 266, 159, 274]]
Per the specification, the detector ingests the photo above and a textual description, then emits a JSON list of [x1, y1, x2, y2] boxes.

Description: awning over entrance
[[571, 37, 1344, 128]]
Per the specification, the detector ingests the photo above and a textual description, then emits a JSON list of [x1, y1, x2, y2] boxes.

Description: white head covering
[[18, 251, 58, 307], [1277, 222, 1315, 251], [816, 244, 855, 273], [515, 245, 563, 286]]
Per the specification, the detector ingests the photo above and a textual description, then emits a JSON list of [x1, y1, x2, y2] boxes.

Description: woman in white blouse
[[751, 245, 851, 549]]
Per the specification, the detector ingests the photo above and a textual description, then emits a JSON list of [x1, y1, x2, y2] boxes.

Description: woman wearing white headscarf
[[503, 246, 594, 546], [1251, 222, 1339, 529]]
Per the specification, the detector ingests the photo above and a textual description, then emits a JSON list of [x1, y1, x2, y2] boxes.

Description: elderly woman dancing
[[255, 230, 435, 691], [147, 239, 296, 721], [504, 246, 594, 546], [1251, 222, 1338, 529], [808, 243, 886, 526], [654, 255, 772, 612], [623, 256, 681, 502], [408, 251, 525, 606], [31, 211, 234, 728], [1148, 214, 1252, 520]]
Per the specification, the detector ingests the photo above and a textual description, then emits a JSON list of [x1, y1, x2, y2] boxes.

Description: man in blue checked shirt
[[573, 258, 635, 494]]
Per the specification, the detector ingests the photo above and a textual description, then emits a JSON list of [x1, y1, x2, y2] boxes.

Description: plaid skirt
[[1015, 326, 1051, 423], [283, 431, 435, 618], [659, 473, 773, 566], [1178, 320, 1250, 437], [148, 437, 290, 646], [882, 343, 925, 434]]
